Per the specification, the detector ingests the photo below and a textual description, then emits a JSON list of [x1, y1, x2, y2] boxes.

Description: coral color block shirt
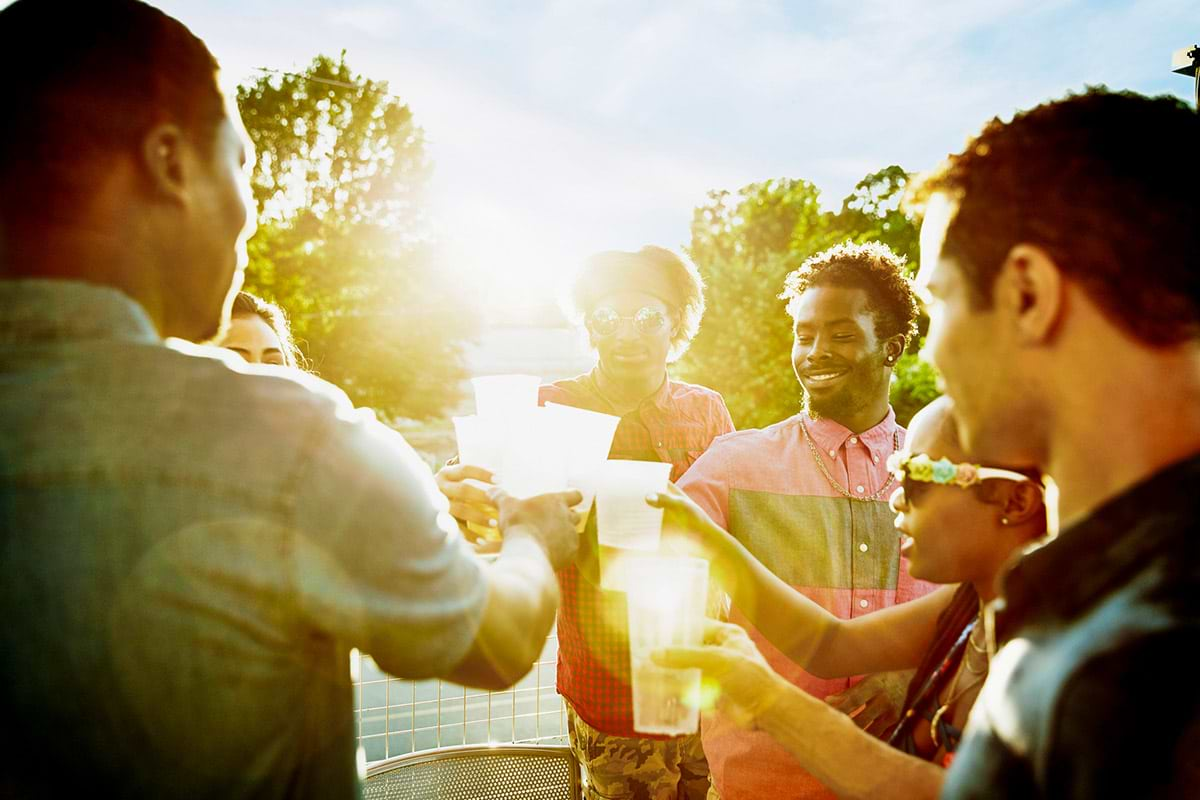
[[678, 410, 938, 799], [539, 370, 735, 737]]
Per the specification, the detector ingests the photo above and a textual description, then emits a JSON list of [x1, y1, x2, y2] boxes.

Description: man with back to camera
[[677, 241, 938, 799], [907, 88, 1200, 798], [438, 246, 735, 799], [0, 2, 579, 797]]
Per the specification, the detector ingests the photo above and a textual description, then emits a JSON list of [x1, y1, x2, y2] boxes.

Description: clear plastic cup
[[595, 460, 672, 590], [470, 374, 540, 418], [452, 415, 507, 473], [595, 460, 672, 549], [626, 556, 710, 735], [452, 415, 508, 541], [543, 403, 620, 525], [498, 408, 569, 500]]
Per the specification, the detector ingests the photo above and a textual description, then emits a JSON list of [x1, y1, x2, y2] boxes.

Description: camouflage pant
[[567, 706, 710, 800]]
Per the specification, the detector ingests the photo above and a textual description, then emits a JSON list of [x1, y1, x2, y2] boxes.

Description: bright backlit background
[[137, 0, 1193, 308]]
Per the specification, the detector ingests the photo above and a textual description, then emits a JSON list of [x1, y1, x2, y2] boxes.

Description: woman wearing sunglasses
[[648, 395, 1048, 799]]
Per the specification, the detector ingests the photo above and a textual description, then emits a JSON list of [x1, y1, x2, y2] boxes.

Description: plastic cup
[[471, 374, 540, 418], [498, 408, 569, 500], [595, 460, 672, 590], [452, 415, 507, 473], [626, 557, 710, 736], [452, 415, 508, 541], [543, 403, 620, 524]]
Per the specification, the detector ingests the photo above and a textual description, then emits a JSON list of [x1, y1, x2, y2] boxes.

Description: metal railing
[[352, 628, 568, 764]]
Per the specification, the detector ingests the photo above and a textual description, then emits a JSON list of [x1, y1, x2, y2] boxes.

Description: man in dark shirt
[[908, 89, 1200, 797]]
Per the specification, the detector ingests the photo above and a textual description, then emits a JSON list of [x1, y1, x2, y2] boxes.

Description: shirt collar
[[585, 366, 673, 415], [999, 452, 1200, 632], [803, 406, 899, 460], [0, 279, 159, 346]]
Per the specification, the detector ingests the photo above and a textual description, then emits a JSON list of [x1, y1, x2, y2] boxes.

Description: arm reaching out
[[651, 487, 952, 678], [656, 621, 945, 800]]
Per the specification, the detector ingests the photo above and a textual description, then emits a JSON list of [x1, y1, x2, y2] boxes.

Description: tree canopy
[[677, 167, 940, 430], [237, 54, 474, 420]]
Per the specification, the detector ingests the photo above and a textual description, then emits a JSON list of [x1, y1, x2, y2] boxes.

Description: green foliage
[[677, 167, 940, 430], [237, 54, 473, 420]]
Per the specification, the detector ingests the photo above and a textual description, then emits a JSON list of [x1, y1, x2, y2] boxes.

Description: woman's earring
[[1000, 517, 1010, 526]]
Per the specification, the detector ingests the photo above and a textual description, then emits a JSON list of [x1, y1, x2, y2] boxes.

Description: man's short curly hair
[[567, 246, 706, 362], [906, 87, 1200, 346], [779, 241, 919, 350]]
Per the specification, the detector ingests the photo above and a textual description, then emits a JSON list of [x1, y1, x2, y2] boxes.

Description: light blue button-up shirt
[[0, 279, 485, 799]]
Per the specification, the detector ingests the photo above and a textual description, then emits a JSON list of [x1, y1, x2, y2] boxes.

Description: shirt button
[[855, 485, 865, 494], [873, 455, 880, 464], [859, 543, 869, 553], [849, 436, 858, 445], [657, 441, 663, 447], [859, 599, 869, 609], [828, 449, 836, 458]]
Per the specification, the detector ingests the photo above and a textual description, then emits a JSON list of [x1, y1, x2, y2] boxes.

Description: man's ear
[[140, 123, 189, 205], [996, 244, 1064, 345], [883, 335, 905, 365]]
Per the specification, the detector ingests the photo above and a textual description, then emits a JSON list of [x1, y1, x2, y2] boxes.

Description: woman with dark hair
[[649, 395, 1050, 799], [218, 291, 305, 369]]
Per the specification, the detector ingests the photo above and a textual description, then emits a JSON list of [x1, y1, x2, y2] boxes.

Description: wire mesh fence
[[352, 628, 568, 764]]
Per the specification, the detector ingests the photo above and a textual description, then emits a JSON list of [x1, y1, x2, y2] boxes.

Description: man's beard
[[802, 369, 886, 423]]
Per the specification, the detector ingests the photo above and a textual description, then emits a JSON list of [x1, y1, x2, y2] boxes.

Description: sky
[[16, 0, 1198, 308]]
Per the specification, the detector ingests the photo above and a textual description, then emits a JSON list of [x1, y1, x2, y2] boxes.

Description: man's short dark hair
[[779, 241, 920, 350], [567, 246, 707, 361], [907, 87, 1200, 346], [0, 0, 225, 227]]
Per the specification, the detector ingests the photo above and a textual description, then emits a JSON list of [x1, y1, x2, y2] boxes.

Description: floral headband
[[886, 451, 1037, 489]]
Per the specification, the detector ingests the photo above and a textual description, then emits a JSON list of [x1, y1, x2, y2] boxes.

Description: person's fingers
[[549, 489, 584, 508], [448, 501, 499, 528], [444, 478, 495, 506], [439, 463, 496, 483], [651, 645, 730, 675], [705, 619, 752, 648], [644, 490, 689, 510], [472, 538, 503, 555]]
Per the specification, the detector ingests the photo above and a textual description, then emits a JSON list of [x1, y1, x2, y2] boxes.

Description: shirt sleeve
[[710, 394, 736, 438], [289, 400, 487, 680]]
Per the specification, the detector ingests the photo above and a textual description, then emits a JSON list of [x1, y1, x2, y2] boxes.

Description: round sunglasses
[[585, 306, 669, 338]]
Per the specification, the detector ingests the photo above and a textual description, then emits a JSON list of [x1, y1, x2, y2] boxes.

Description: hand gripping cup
[[452, 414, 509, 541], [626, 556, 710, 735], [594, 460, 672, 590]]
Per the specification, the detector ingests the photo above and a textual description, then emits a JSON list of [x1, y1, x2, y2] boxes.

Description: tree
[[237, 54, 474, 420], [677, 168, 940, 430]]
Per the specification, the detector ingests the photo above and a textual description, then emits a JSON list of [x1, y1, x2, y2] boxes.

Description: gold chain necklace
[[799, 417, 899, 502]]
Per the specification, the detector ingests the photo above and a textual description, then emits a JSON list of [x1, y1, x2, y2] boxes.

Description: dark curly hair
[[906, 87, 1200, 346], [779, 241, 920, 350]]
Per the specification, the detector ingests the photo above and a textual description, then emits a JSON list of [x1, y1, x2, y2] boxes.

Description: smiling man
[[909, 89, 1200, 799], [678, 241, 937, 799]]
